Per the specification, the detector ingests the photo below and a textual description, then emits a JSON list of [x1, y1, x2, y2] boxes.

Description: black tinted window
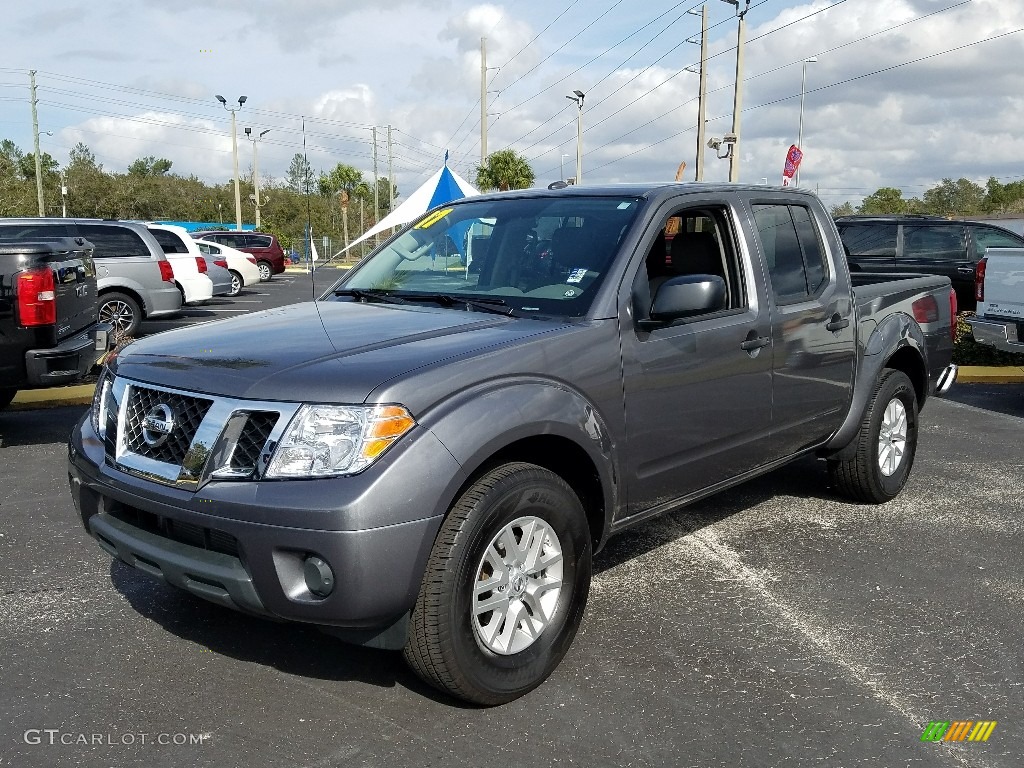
[[148, 228, 189, 253], [77, 225, 150, 258], [972, 226, 1024, 257], [246, 235, 272, 248], [753, 204, 829, 303], [838, 223, 897, 257], [0, 223, 74, 238], [902, 225, 965, 262]]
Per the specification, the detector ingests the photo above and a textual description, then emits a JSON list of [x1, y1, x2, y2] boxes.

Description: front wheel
[[829, 368, 918, 503], [404, 462, 592, 705], [257, 261, 273, 282]]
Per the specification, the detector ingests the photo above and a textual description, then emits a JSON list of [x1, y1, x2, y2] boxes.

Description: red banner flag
[[782, 144, 803, 187]]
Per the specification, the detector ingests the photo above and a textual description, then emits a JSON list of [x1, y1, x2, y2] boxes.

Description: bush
[[953, 312, 1024, 366]]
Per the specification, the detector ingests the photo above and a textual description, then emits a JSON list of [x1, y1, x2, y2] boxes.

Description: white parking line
[[180, 309, 250, 314]]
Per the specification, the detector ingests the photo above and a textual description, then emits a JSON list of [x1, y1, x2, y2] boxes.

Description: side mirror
[[642, 274, 727, 327]]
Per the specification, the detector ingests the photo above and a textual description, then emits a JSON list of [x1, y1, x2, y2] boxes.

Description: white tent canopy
[[343, 163, 479, 253]]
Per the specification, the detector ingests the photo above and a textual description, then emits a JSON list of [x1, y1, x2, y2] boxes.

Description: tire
[[257, 261, 273, 282], [98, 291, 141, 338], [404, 462, 592, 706], [829, 369, 918, 504], [227, 270, 243, 297], [0, 388, 17, 411]]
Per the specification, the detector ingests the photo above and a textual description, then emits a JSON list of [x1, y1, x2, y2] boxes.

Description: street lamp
[[216, 94, 247, 230], [244, 127, 270, 229], [566, 90, 585, 184], [721, 0, 751, 182], [796, 57, 817, 188]]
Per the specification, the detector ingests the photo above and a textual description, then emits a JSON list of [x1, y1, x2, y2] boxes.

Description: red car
[[190, 231, 286, 281]]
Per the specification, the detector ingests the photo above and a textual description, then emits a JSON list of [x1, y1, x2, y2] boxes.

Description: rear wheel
[[227, 270, 243, 297], [257, 261, 273, 282], [404, 462, 592, 705], [0, 388, 17, 411], [829, 369, 918, 503], [98, 291, 141, 338]]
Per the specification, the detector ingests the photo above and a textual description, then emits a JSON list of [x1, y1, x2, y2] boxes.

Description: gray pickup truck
[[68, 184, 957, 705]]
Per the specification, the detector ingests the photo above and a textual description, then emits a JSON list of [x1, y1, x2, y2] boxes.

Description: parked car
[[146, 224, 214, 304], [200, 256, 233, 297], [69, 184, 957, 706], [966, 247, 1024, 354], [190, 230, 286, 281], [0, 237, 112, 410], [835, 214, 1024, 311], [194, 239, 261, 297], [0, 218, 182, 337]]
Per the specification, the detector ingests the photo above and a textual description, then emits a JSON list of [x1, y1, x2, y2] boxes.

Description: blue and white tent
[[343, 158, 479, 252]]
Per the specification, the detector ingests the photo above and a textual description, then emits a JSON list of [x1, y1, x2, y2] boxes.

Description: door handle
[[826, 315, 850, 333], [740, 335, 770, 351], [956, 266, 975, 275]]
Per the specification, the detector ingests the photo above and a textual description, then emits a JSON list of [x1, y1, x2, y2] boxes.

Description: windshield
[[333, 195, 641, 316]]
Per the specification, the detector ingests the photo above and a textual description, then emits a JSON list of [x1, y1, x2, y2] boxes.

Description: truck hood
[[112, 300, 562, 403]]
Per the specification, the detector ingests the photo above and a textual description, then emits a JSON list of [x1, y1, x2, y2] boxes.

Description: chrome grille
[[231, 412, 279, 472], [123, 385, 213, 465]]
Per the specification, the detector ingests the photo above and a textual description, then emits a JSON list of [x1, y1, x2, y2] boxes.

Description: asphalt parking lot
[[1, 269, 1021, 767]]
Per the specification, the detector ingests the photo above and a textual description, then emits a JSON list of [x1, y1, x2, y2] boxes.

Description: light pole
[[566, 90, 584, 184], [245, 127, 270, 229], [560, 153, 571, 182], [721, 0, 750, 182], [216, 94, 247, 230], [796, 57, 817, 188]]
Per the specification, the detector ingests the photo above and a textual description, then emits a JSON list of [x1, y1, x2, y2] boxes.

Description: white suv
[[147, 224, 214, 304]]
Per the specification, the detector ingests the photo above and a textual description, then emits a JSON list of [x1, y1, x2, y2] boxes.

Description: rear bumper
[[967, 317, 1024, 354], [25, 323, 113, 388]]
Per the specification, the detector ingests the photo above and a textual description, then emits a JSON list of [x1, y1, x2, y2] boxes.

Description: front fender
[[418, 376, 620, 540], [823, 312, 927, 458]]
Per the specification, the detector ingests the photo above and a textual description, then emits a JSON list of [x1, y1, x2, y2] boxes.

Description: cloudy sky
[[3, 0, 1023, 209]]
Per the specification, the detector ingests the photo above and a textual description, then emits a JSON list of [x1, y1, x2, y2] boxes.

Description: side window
[[225, 234, 249, 248], [972, 226, 1024, 258], [838, 223, 897, 257], [902, 225, 965, 262], [148, 228, 189, 254], [77, 225, 150, 258], [246, 235, 272, 248], [752, 204, 829, 304], [0, 223, 74, 238], [642, 206, 745, 315], [196, 242, 212, 255]]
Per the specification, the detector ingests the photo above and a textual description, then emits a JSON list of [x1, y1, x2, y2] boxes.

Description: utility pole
[[688, 5, 709, 181], [29, 71, 44, 216], [245, 127, 270, 228], [387, 124, 394, 214], [371, 127, 379, 246], [480, 37, 488, 166], [566, 90, 585, 184], [60, 169, 67, 217], [723, 0, 751, 183]]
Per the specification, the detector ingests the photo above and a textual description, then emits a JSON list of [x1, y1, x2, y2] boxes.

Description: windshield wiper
[[333, 288, 409, 305], [399, 293, 515, 316]]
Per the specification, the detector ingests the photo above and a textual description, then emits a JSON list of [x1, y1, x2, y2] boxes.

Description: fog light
[[303, 555, 335, 597]]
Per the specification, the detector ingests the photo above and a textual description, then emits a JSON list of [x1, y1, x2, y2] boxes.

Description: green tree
[[317, 162, 363, 197], [475, 149, 535, 192], [831, 201, 855, 218], [127, 156, 173, 177], [920, 177, 984, 216], [286, 153, 315, 194], [858, 187, 911, 214]]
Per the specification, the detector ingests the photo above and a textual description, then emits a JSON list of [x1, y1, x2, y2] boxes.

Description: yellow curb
[[10, 384, 96, 410], [956, 366, 1024, 384]]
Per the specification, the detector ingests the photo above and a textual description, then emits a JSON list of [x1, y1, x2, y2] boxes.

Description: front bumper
[[25, 323, 113, 388], [968, 317, 1024, 354], [68, 410, 459, 642]]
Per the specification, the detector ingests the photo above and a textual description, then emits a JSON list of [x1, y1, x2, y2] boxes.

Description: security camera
[[708, 137, 722, 150], [724, 133, 737, 143]]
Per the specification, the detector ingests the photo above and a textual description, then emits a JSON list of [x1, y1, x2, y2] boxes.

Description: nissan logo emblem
[[142, 404, 175, 448]]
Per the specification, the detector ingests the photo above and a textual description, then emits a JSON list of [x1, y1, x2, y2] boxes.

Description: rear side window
[[838, 223, 897, 257], [0, 223, 74, 238], [246, 235, 272, 248], [753, 204, 829, 304], [148, 228, 190, 253], [902, 225, 965, 262], [971, 225, 1024, 257], [76, 225, 150, 258]]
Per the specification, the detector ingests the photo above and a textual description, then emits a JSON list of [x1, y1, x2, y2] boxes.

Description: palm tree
[[475, 149, 535, 192]]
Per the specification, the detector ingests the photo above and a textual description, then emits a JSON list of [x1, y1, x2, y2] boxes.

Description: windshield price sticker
[[566, 268, 588, 284], [415, 208, 454, 229]]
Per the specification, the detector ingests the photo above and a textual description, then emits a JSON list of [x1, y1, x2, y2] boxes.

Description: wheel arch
[[98, 285, 147, 318]]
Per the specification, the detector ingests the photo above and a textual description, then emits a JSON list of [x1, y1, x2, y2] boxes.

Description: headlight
[[90, 373, 112, 440], [265, 404, 416, 478]]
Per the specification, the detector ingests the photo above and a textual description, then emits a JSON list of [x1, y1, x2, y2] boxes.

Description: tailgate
[[979, 247, 1024, 319]]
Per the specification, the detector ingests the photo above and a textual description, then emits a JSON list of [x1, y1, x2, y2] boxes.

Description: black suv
[[835, 215, 1024, 311]]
